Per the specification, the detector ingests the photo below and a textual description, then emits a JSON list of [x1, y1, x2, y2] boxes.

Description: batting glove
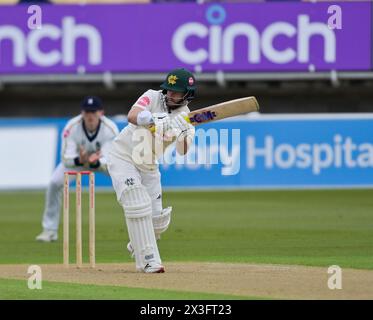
[[153, 113, 174, 142], [172, 112, 195, 142]]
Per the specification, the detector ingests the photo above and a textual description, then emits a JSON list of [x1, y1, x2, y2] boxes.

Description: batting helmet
[[160, 68, 196, 102]]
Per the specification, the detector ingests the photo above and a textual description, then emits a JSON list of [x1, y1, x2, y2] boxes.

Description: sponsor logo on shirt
[[137, 96, 150, 107], [63, 129, 70, 138]]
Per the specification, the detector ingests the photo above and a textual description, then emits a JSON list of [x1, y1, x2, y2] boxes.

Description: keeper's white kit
[[62, 114, 119, 171], [41, 115, 119, 232]]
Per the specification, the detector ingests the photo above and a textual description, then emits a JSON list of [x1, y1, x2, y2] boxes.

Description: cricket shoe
[[36, 230, 58, 242], [143, 263, 165, 273], [126, 242, 135, 259]]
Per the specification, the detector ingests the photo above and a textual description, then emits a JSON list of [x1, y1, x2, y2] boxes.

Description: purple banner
[[0, 3, 371, 74]]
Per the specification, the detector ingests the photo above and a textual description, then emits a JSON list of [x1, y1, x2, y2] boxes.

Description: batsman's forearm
[[175, 141, 187, 155], [175, 136, 192, 156]]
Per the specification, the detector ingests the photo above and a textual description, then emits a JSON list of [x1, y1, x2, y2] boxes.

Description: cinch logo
[[0, 17, 102, 67], [190, 111, 217, 123], [172, 4, 336, 66], [247, 135, 373, 175]]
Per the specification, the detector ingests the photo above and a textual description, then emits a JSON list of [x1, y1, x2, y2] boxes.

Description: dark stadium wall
[[1, 81, 373, 117]]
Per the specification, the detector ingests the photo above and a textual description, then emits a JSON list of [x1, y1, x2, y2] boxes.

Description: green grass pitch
[[0, 278, 253, 300], [0, 189, 372, 299]]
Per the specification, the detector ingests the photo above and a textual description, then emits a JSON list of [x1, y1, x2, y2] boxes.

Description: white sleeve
[[132, 90, 155, 111], [61, 126, 80, 168]]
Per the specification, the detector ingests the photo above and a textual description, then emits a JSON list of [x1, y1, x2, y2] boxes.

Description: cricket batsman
[[36, 96, 119, 242], [107, 68, 196, 273]]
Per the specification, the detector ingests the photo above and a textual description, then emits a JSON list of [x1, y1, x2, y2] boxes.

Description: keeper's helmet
[[160, 68, 196, 102]]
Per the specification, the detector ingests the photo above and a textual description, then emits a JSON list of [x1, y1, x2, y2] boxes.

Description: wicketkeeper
[[36, 96, 119, 242], [107, 68, 196, 273]]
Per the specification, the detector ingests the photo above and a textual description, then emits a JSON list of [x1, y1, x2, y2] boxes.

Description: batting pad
[[153, 206, 172, 240], [121, 185, 161, 271]]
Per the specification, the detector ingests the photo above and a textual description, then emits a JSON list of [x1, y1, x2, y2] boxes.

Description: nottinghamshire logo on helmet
[[168, 75, 178, 85]]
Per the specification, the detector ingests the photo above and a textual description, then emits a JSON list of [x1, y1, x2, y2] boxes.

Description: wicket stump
[[63, 171, 95, 268]]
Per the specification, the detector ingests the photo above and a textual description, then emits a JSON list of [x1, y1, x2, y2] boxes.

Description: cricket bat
[[186, 96, 259, 125], [150, 96, 259, 132]]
